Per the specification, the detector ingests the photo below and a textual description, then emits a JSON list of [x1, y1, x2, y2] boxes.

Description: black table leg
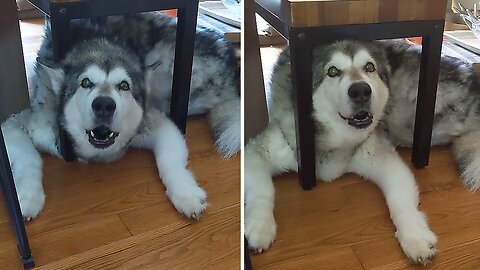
[[0, 129, 35, 269], [412, 23, 444, 168], [49, 4, 76, 162], [289, 29, 316, 190], [169, 0, 199, 134], [244, 236, 253, 270]]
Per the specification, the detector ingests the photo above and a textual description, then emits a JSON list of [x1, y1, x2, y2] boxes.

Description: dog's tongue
[[92, 126, 111, 140]]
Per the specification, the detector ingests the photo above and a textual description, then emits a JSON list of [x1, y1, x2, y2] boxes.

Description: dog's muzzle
[[339, 110, 373, 129], [86, 126, 119, 149]]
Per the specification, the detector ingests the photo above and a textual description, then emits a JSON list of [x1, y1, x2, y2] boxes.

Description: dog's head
[[41, 39, 147, 160], [311, 41, 390, 133]]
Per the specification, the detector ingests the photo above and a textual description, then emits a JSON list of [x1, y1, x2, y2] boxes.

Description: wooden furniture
[[27, 0, 199, 162], [253, 0, 448, 190], [0, 1, 35, 269]]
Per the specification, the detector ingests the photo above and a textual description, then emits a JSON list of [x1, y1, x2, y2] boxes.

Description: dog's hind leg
[[131, 112, 207, 219], [1, 117, 45, 220], [207, 97, 240, 158], [348, 132, 437, 265], [452, 130, 480, 191], [245, 125, 297, 252]]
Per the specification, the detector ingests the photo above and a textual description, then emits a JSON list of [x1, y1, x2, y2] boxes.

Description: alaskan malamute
[[245, 40, 480, 264], [1, 13, 239, 220]]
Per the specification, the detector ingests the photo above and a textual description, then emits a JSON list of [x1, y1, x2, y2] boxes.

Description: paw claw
[[189, 211, 204, 220], [397, 226, 437, 265], [252, 248, 263, 254], [167, 184, 208, 219]]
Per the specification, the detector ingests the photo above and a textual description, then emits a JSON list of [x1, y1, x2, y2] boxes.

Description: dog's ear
[[36, 59, 64, 96]]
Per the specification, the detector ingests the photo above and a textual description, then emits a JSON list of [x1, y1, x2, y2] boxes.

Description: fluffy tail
[[452, 130, 480, 191], [208, 97, 240, 158]]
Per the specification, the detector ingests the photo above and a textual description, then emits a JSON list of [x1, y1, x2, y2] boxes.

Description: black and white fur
[[244, 40, 478, 264], [1, 13, 239, 220], [383, 41, 480, 190]]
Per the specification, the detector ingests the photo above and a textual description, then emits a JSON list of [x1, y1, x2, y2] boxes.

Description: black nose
[[348, 82, 372, 104], [92, 96, 116, 119]]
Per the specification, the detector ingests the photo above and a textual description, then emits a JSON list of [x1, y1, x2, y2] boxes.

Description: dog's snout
[[92, 96, 116, 119], [348, 83, 371, 104]]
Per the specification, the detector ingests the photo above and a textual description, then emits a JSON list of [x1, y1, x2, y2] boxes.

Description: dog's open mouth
[[86, 126, 119, 149], [339, 111, 373, 129]]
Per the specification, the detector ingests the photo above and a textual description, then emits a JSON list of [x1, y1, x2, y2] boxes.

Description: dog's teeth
[[90, 131, 95, 137], [109, 132, 114, 138]]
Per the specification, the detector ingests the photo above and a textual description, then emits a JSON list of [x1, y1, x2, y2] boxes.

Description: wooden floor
[[0, 19, 240, 269], [250, 47, 480, 269]]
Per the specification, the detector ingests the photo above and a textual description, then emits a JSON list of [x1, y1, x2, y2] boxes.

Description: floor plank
[[30, 215, 132, 266], [256, 247, 364, 270], [35, 206, 239, 270]]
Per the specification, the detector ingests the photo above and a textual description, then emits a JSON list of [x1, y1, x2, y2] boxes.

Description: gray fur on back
[[381, 41, 480, 190], [382, 41, 480, 147]]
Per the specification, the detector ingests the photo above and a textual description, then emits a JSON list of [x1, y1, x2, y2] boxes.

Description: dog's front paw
[[245, 213, 277, 253], [167, 184, 207, 219], [18, 188, 45, 221], [396, 225, 438, 265]]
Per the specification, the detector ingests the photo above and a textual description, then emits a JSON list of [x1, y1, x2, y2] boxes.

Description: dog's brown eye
[[327, 66, 340, 77], [365, 62, 376, 72], [118, 81, 130, 91], [80, 78, 93, 88]]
